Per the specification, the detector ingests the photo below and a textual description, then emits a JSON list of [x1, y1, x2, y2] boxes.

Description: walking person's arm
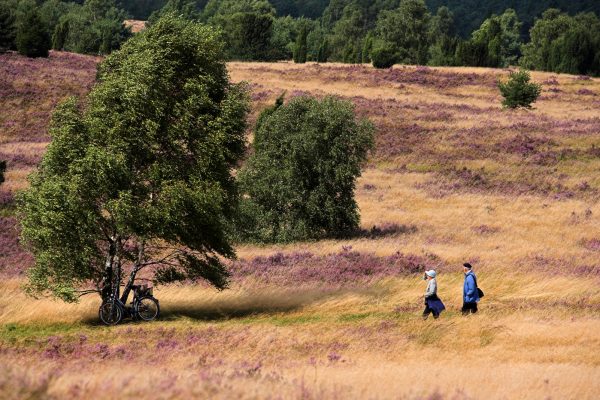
[[465, 275, 476, 298], [424, 279, 436, 298]]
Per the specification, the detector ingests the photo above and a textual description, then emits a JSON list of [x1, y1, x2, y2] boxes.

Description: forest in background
[[1, 0, 600, 75]]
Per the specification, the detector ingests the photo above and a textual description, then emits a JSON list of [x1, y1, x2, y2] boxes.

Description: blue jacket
[[463, 271, 480, 303]]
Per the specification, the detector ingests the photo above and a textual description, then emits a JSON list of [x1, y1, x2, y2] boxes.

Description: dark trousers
[[462, 301, 478, 315], [423, 304, 439, 319]]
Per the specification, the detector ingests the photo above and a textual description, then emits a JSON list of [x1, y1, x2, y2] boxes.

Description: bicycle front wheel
[[99, 301, 123, 326], [135, 297, 160, 321]]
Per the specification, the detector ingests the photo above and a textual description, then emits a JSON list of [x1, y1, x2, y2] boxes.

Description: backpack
[[471, 274, 484, 298]]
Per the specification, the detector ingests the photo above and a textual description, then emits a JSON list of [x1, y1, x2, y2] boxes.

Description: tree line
[[0, 0, 130, 56], [1, 0, 599, 74]]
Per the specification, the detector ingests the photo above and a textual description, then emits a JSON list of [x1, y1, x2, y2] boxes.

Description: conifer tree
[[16, 9, 50, 58]]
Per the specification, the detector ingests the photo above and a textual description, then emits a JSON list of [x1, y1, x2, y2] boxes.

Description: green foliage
[[293, 21, 307, 63], [454, 9, 521, 68], [237, 95, 374, 243], [361, 31, 373, 63], [230, 12, 274, 60], [316, 37, 329, 62], [521, 9, 600, 76], [329, 3, 368, 62], [39, 0, 75, 31], [270, 15, 297, 59], [371, 42, 397, 68], [16, 8, 50, 58], [454, 38, 486, 66], [51, 0, 130, 55], [201, 0, 276, 60], [427, 6, 457, 66], [470, 9, 521, 67], [119, 0, 170, 20], [147, 0, 200, 25], [133, 0, 600, 75], [375, 0, 431, 65], [271, 0, 330, 19], [18, 15, 249, 301], [497, 70, 541, 109], [0, 2, 16, 52], [425, 0, 600, 39]]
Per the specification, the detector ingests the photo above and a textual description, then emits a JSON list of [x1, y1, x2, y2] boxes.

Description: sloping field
[[1, 52, 599, 399]]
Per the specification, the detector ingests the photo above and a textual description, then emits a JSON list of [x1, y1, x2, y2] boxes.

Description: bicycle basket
[[138, 284, 153, 297]]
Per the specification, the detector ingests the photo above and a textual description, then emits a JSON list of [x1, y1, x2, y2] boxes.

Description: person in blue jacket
[[462, 263, 480, 315]]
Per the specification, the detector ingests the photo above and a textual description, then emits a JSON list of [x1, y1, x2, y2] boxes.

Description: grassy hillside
[[0, 51, 99, 275], [1, 52, 599, 399]]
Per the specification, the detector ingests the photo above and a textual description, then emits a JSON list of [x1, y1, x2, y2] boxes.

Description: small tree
[[498, 69, 542, 109], [237, 96, 374, 242], [18, 14, 249, 301], [293, 23, 307, 63], [372, 42, 397, 69], [16, 9, 51, 58]]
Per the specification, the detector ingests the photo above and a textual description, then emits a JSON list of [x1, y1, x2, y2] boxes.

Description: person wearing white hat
[[422, 269, 445, 320]]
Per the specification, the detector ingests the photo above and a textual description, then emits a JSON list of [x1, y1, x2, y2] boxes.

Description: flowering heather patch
[[229, 249, 440, 287], [246, 64, 502, 91], [247, 83, 274, 102], [416, 165, 600, 200], [498, 135, 557, 157], [0, 189, 14, 206], [0, 52, 99, 276], [581, 239, 600, 252], [543, 77, 560, 85], [471, 225, 500, 235], [289, 89, 312, 98], [0, 51, 99, 143], [318, 64, 498, 90], [0, 217, 33, 276], [518, 255, 600, 276], [0, 152, 42, 169], [234, 63, 600, 203], [0, 366, 55, 399], [577, 88, 597, 96]]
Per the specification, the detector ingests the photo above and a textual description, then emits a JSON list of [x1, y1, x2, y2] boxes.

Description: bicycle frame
[[103, 263, 144, 316]]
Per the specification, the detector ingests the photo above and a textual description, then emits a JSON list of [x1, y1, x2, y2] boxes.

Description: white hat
[[425, 270, 436, 278]]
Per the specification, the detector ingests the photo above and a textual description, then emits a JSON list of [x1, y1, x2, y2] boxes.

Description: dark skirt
[[426, 296, 446, 315]]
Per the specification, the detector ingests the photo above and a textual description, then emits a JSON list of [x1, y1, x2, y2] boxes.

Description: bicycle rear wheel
[[135, 297, 160, 321], [99, 301, 123, 326]]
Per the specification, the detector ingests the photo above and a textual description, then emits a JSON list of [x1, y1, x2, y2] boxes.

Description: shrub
[[237, 95, 374, 243], [371, 43, 397, 69], [498, 70, 541, 109], [16, 9, 51, 58]]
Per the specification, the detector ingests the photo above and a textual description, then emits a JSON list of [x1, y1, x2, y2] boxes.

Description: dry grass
[[124, 19, 146, 33], [1, 56, 600, 399], [1, 273, 599, 399]]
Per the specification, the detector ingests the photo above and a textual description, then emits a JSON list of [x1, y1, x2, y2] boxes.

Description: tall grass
[[1, 55, 600, 399]]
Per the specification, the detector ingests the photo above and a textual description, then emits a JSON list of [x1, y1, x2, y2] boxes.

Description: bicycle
[[98, 264, 160, 325]]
